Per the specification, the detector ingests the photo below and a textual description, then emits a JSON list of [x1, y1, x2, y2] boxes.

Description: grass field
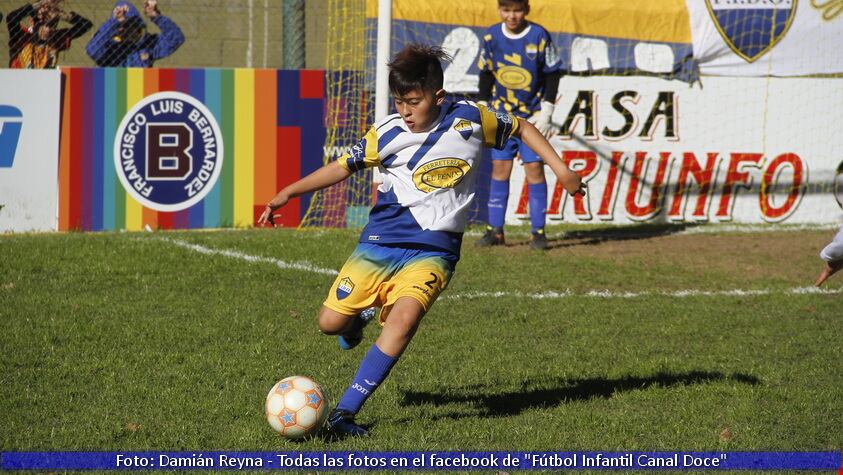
[[1, 223, 841, 471]]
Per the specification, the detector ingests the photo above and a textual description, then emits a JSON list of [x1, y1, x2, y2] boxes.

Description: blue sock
[[528, 182, 547, 233], [336, 344, 398, 415], [488, 178, 510, 228]]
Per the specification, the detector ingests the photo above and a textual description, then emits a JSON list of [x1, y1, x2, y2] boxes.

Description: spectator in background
[[6, 0, 92, 68], [86, 0, 183, 67]]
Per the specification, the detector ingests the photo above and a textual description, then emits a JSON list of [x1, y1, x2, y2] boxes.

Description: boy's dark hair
[[388, 44, 451, 96], [498, 0, 529, 6]]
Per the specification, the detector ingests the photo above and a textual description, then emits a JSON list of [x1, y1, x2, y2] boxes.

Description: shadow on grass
[[399, 370, 760, 419], [547, 223, 700, 249]]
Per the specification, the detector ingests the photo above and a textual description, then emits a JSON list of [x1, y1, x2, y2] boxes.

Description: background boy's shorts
[[323, 243, 458, 324], [491, 136, 542, 163]]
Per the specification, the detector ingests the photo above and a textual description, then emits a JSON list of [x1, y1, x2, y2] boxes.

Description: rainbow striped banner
[[59, 68, 327, 231]]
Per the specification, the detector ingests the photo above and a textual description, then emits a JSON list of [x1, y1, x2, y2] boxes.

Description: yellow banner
[[368, 0, 691, 43]]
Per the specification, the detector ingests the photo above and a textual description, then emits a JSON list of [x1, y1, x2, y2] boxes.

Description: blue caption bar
[[1, 451, 840, 471]]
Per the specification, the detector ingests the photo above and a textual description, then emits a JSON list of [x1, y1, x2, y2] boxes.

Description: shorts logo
[[114, 92, 224, 212], [412, 285, 432, 296], [0, 105, 23, 168], [336, 277, 355, 300]]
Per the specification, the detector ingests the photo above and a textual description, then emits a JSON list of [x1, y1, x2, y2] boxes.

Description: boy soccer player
[[475, 0, 562, 250], [258, 44, 584, 437]]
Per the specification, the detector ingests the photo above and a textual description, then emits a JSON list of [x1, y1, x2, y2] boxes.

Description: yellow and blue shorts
[[323, 243, 458, 324]]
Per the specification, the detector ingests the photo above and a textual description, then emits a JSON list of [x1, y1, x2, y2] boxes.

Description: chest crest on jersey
[[412, 158, 471, 193], [453, 119, 474, 141], [525, 43, 538, 60]]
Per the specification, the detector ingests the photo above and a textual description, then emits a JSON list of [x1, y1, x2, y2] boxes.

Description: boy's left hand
[[560, 170, 586, 196], [258, 206, 280, 227], [815, 260, 843, 287], [258, 193, 289, 227], [568, 181, 587, 197]]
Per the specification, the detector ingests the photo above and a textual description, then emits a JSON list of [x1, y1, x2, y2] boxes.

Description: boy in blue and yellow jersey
[[475, 0, 562, 250], [259, 44, 583, 437]]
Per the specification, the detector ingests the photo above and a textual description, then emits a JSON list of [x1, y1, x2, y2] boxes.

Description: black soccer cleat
[[475, 226, 505, 247], [326, 408, 369, 437], [530, 228, 549, 250]]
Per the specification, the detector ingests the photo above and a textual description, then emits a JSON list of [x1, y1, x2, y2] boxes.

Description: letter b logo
[[115, 92, 223, 212], [146, 123, 192, 180], [0, 106, 23, 168]]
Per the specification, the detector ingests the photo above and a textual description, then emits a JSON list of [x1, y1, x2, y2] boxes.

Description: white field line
[[156, 237, 840, 299], [441, 286, 841, 301], [676, 223, 841, 235], [160, 237, 338, 276], [463, 223, 841, 239]]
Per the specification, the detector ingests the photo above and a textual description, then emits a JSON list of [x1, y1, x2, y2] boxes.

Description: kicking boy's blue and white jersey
[[478, 22, 561, 118], [336, 101, 519, 256]]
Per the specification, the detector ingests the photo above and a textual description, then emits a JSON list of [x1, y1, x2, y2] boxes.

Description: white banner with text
[[504, 76, 843, 225], [0, 69, 61, 232]]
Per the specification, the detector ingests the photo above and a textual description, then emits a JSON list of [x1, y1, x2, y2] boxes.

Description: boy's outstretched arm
[[514, 118, 586, 196], [258, 160, 352, 225]]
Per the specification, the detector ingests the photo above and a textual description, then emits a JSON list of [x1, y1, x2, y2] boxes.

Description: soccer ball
[[265, 376, 329, 439]]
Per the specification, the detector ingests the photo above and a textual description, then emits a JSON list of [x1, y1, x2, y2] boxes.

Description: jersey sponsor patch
[[114, 91, 223, 212], [495, 65, 533, 90], [412, 158, 471, 193]]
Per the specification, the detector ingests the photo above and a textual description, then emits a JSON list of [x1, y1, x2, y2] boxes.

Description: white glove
[[527, 101, 558, 139]]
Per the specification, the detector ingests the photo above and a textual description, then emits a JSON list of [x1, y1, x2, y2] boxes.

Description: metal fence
[[1, 0, 330, 69]]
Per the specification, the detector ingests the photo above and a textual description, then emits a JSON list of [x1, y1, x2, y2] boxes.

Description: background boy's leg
[[488, 159, 514, 230], [524, 161, 548, 233]]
